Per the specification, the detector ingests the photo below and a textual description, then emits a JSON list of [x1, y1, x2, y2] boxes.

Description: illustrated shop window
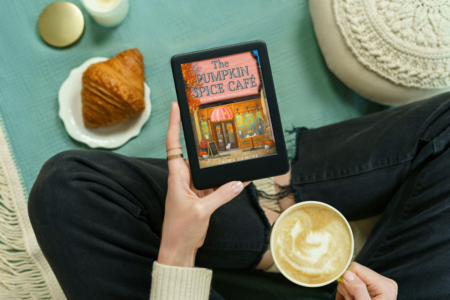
[[255, 105, 265, 136], [243, 106, 257, 137], [235, 108, 246, 139], [199, 115, 210, 141]]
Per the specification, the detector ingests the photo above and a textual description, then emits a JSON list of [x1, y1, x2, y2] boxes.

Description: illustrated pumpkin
[[198, 151, 207, 157], [266, 140, 274, 147]]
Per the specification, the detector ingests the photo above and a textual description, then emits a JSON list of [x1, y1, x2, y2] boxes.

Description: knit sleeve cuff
[[150, 261, 212, 300]]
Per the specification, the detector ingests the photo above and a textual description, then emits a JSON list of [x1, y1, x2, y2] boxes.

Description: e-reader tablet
[[171, 40, 289, 190]]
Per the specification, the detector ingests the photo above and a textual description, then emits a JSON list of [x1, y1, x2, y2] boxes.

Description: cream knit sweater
[[150, 262, 212, 300]]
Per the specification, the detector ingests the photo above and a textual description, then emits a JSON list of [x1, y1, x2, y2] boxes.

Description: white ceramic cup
[[81, 0, 129, 27], [270, 201, 354, 287]]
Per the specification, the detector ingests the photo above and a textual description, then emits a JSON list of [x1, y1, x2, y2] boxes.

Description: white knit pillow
[[310, 0, 450, 106]]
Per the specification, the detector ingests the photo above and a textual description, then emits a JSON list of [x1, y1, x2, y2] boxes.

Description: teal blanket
[[0, 1, 384, 299], [0, 0, 383, 194]]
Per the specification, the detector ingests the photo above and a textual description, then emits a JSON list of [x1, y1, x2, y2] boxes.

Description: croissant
[[81, 48, 146, 128]]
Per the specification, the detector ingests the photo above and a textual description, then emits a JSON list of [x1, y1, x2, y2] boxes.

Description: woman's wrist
[[157, 243, 197, 268]]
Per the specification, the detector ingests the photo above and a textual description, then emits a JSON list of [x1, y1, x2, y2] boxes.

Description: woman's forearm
[[157, 243, 197, 268], [151, 103, 245, 299]]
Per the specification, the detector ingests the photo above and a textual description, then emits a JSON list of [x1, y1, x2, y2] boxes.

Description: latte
[[271, 203, 353, 286]]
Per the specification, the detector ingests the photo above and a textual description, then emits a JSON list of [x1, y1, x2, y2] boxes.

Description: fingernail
[[343, 270, 355, 282], [231, 181, 244, 194]]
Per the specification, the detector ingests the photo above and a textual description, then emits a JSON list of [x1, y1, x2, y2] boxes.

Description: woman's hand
[[336, 262, 398, 300], [157, 102, 249, 268]]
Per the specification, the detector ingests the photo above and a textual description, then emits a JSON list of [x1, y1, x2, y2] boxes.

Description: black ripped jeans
[[29, 93, 450, 300]]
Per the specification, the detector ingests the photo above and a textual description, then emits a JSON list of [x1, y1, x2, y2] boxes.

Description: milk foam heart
[[272, 203, 352, 285]]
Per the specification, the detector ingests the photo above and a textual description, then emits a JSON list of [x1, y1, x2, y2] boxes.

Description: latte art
[[272, 204, 352, 285]]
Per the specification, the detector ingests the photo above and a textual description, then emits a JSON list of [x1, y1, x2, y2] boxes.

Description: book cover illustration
[[181, 51, 277, 168]]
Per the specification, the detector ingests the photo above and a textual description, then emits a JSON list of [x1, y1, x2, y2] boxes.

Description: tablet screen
[[181, 50, 278, 168]]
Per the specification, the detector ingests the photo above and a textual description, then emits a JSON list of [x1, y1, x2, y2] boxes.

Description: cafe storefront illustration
[[182, 50, 277, 165], [194, 93, 273, 154]]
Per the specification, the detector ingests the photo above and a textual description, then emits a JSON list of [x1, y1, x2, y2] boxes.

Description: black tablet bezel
[[171, 40, 289, 190]]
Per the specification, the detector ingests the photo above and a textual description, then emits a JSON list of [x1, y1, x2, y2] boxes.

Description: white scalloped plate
[[58, 57, 151, 149]]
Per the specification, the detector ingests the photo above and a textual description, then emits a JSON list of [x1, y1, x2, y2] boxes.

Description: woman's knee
[[29, 149, 160, 231], [28, 150, 98, 228]]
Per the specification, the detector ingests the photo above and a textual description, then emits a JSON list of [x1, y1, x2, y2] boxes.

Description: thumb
[[202, 181, 244, 213], [342, 270, 371, 300]]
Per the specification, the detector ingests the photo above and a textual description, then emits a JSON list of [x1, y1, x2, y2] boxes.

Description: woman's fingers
[[348, 262, 398, 299], [166, 102, 181, 152], [335, 293, 345, 300], [166, 102, 185, 173], [342, 270, 370, 300], [213, 181, 251, 191], [337, 282, 354, 300], [202, 181, 244, 213], [335, 285, 349, 300], [348, 262, 383, 285]]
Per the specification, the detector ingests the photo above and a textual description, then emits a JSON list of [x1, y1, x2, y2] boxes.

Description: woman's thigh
[[351, 142, 450, 299], [28, 150, 269, 300]]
